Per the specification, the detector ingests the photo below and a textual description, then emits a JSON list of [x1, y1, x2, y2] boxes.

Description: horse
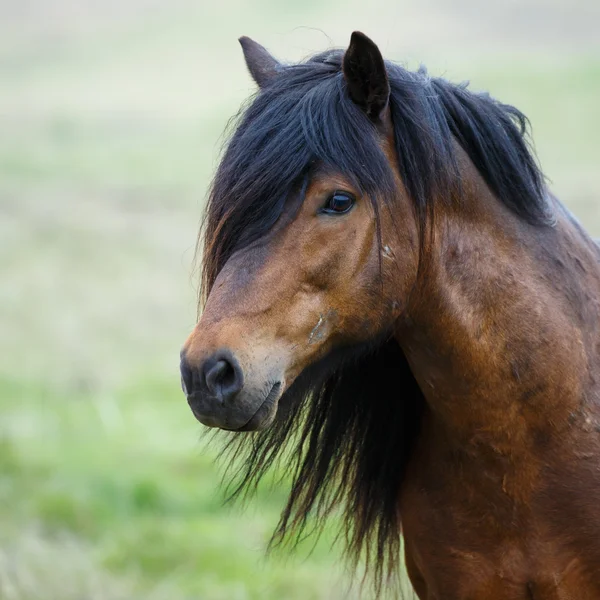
[[180, 31, 600, 598]]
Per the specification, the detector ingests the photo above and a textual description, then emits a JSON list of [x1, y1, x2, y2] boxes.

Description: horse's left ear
[[239, 36, 280, 88], [343, 31, 390, 124]]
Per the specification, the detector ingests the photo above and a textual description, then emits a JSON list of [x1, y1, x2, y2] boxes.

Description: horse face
[[181, 165, 418, 431], [180, 33, 419, 431]]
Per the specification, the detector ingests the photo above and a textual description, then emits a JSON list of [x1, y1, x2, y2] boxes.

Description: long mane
[[199, 48, 550, 590]]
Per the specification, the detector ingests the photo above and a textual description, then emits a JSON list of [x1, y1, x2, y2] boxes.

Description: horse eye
[[322, 191, 355, 215]]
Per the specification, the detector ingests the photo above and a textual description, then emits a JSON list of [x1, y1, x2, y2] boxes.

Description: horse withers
[[180, 32, 600, 599]]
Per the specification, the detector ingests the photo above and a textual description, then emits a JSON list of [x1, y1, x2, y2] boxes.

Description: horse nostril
[[205, 360, 232, 392], [202, 353, 244, 402], [180, 356, 195, 396]]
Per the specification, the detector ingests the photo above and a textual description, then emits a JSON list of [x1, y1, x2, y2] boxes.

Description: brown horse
[[180, 32, 600, 598]]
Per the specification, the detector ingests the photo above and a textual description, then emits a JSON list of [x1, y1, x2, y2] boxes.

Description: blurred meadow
[[1, 0, 599, 598]]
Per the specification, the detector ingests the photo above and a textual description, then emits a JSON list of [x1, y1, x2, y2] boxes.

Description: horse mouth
[[234, 381, 282, 432], [189, 381, 283, 432]]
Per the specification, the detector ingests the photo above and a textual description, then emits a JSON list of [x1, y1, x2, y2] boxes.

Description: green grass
[[0, 376, 360, 599], [1, 1, 599, 598]]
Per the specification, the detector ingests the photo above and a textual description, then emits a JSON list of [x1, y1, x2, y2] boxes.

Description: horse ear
[[342, 31, 390, 123], [239, 36, 280, 88]]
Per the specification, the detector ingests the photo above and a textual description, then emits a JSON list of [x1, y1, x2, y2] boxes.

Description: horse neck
[[395, 172, 600, 464]]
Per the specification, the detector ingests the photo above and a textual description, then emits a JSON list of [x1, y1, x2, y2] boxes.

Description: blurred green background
[[1, 1, 599, 598]]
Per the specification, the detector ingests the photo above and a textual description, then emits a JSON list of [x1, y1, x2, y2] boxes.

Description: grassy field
[[1, 1, 599, 598]]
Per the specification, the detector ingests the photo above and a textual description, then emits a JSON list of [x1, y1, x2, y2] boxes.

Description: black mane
[[202, 50, 549, 294], [201, 48, 551, 592]]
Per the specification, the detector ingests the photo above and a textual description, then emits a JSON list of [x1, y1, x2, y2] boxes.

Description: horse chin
[[235, 404, 277, 431]]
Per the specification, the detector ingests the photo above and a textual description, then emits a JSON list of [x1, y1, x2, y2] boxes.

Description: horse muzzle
[[180, 348, 283, 431]]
